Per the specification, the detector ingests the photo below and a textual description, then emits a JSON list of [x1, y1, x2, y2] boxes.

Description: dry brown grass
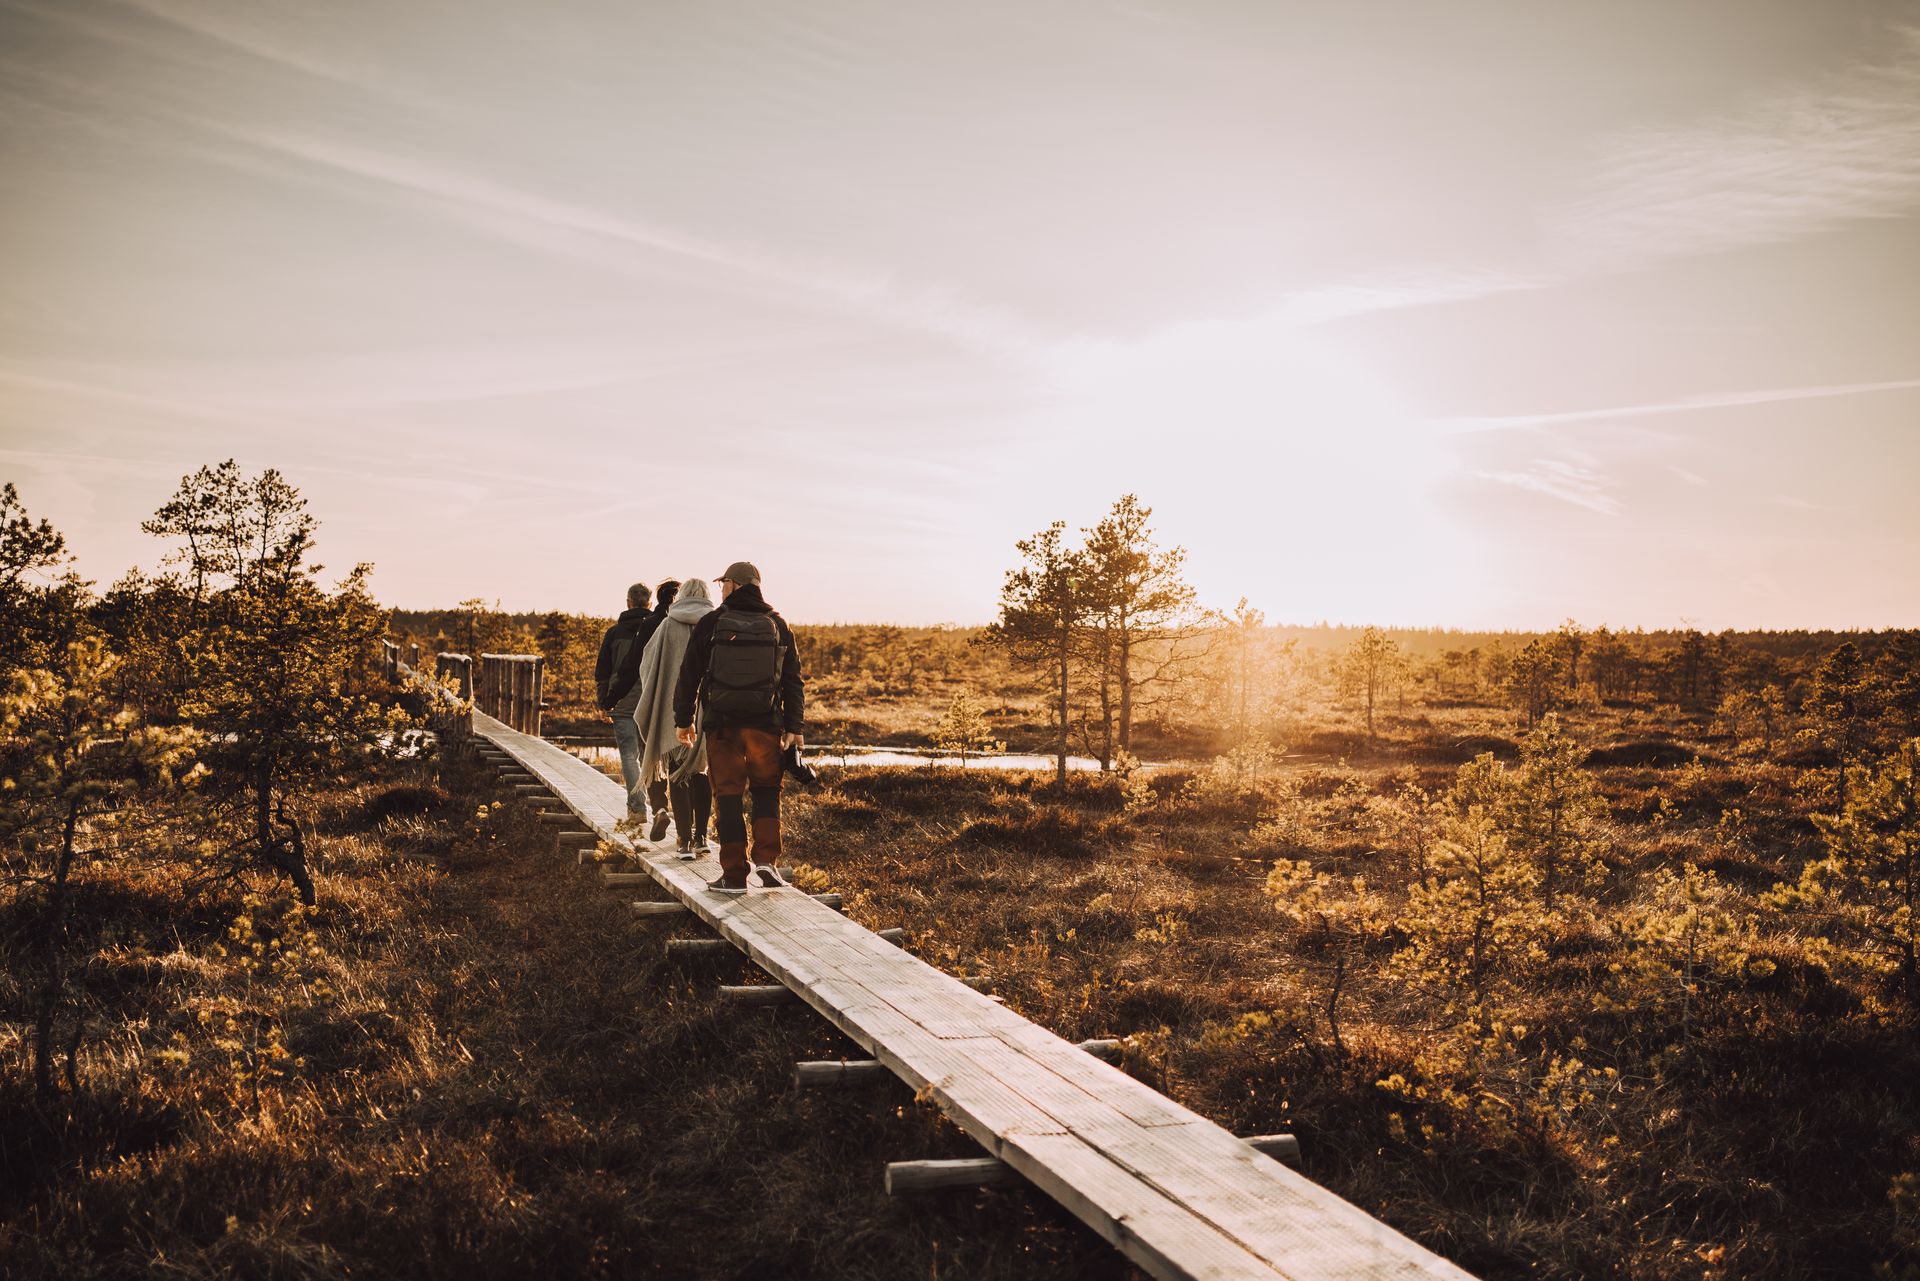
[[788, 747, 1920, 1281], [6, 694, 1917, 1280], [0, 757, 1140, 1280]]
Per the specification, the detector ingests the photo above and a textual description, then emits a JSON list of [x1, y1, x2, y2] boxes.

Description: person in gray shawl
[[632, 577, 716, 854]]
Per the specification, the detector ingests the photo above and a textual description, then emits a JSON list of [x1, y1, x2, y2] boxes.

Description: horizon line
[[382, 603, 1915, 638]]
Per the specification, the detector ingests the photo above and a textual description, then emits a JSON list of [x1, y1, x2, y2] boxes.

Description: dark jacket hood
[[720, 584, 771, 613], [615, 605, 652, 627]]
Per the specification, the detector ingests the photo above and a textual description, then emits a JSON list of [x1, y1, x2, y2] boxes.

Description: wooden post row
[[476, 654, 543, 734]]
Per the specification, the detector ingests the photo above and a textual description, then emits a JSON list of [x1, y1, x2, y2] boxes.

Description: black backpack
[[705, 608, 783, 719]]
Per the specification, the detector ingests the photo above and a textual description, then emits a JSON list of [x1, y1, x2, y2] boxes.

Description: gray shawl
[[633, 596, 713, 785]]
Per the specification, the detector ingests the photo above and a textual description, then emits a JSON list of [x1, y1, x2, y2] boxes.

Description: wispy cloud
[[200, 123, 1049, 357], [1275, 23, 1920, 327], [1475, 459, 1621, 515], [6, 332, 866, 412], [2, 0, 1046, 361], [107, 0, 446, 115], [1431, 377, 1920, 434], [1552, 25, 1920, 271], [1271, 268, 1541, 325], [0, 365, 622, 502]]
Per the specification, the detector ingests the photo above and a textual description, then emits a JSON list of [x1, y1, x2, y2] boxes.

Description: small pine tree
[[1557, 618, 1585, 692], [1391, 809, 1549, 1002], [1880, 630, 1920, 740], [1265, 858, 1392, 1053], [0, 482, 87, 676], [1076, 495, 1203, 758], [984, 521, 1087, 785], [1505, 714, 1608, 914], [932, 690, 1001, 765], [141, 462, 408, 903], [1449, 750, 1511, 815], [1602, 861, 1756, 1042], [1803, 642, 1879, 808], [1338, 626, 1399, 738], [1381, 766, 1447, 890], [1506, 638, 1560, 730], [0, 637, 196, 1097], [1769, 739, 1920, 1003]]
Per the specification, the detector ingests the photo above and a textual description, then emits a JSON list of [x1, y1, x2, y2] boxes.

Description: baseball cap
[[718, 560, 761, 586]]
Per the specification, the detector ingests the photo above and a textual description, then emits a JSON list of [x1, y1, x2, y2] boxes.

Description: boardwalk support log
[[797, 1039, 1122, 1089], [668, 937, 738, 961], [627, 891, 841, 912], [718, 984, 798, 1006], [885, 1135, 1301, 1195], [675, 927, 901, 962], [885, 1157, 1016, 1194]]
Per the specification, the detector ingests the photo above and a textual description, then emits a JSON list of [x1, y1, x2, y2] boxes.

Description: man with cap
[[674, 560, 806, 894]]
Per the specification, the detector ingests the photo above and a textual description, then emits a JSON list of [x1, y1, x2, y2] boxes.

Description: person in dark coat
[[594, 581, 662, 814], [674, 561, 804, 893]]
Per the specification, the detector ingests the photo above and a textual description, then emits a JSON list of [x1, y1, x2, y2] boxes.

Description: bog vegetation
[[4, 475, 1918, 1279]]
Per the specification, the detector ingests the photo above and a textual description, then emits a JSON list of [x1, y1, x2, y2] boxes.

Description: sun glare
[[1041, 313, 1476, 624]]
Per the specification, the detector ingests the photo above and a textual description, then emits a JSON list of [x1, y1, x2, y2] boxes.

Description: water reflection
[[563, 743, 1145, 772]]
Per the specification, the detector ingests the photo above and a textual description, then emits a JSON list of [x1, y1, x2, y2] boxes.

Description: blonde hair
[[677, 577, 713, 605]]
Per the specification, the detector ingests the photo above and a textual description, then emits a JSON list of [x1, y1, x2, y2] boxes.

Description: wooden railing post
[[381, 639, 400, 681], [435, 652, 473, 700], [530, 656, 545, 736], [476, 653, 544, 735]]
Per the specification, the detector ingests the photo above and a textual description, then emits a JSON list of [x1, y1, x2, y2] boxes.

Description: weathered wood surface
[[473, 710, 1474, 1281], [797, 1038, 1123, 1089], [887, 1136, 1301, 1195]]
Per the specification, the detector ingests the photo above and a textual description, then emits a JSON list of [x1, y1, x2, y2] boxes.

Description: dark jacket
[[595, 605, 663, 713], [673, 583, 805, 734]]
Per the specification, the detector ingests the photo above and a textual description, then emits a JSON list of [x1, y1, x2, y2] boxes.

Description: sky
[[2, 0, 1917, 629]]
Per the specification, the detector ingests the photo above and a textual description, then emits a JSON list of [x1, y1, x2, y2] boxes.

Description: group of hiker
[[593, 560, 806, 896]]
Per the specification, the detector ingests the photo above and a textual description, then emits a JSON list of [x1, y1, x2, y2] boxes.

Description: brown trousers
[[705, 726, 783, 883]]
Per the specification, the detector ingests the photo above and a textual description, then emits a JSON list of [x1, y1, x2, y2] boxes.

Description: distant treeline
[[387, 603, 1917, 756]]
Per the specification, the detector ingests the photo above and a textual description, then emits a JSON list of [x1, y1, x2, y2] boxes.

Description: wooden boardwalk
[[471, 710, 1475, 1281]]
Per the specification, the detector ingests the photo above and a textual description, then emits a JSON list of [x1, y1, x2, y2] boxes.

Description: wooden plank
[[979, 1036, 1463, 1279], [999, 1130, 1281, 1281], [985, 1019, 1202, 1129], [887, 1136, 1299, 1196], [797, 1039, 1132, 1091]]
